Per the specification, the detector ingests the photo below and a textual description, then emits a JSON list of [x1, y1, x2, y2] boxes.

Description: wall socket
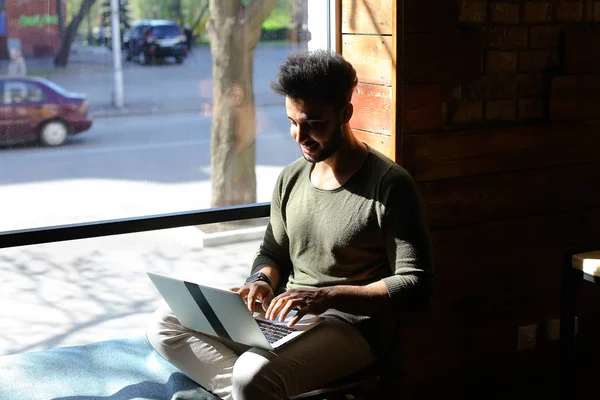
[[547, 317, 579, 341], [518, 324, 537, 350]]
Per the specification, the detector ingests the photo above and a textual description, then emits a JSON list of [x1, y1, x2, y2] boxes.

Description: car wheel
[[175, 56, 184, 64], [39, 120, 69, 147]]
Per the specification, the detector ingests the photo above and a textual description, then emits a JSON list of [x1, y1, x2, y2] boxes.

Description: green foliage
[[128, 0, 185, 22], [262, 0, 292, 30], [128, 0, 208, 38], [65, 0, 100, 43], [124, 0, 292, 41]]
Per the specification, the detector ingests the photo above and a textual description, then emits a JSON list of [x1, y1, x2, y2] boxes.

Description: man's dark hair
[[270, 50, 358, 111]]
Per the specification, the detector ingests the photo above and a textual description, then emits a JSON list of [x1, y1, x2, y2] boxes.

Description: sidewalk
[[0, 226, 264, 356], [0, 43, 115, 77]]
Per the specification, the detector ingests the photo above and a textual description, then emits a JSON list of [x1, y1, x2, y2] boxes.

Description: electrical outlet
[[518, 324, 537, 350], [548, 318, 561, 341], [547, 317, 579, 341]]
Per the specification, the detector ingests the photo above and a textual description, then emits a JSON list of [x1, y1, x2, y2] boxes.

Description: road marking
[[19, 133, 289, 159]]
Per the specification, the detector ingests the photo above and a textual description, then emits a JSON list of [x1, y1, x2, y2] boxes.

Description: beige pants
[[146, 305, 377, 400]]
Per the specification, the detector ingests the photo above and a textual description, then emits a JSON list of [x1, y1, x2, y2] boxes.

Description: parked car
[[0, 77, 92, 147], [126, 20, 188, 65]]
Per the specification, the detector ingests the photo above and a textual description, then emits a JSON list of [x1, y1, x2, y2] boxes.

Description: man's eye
[[307, 122, 321, 129], [289, 120, 297, 126]]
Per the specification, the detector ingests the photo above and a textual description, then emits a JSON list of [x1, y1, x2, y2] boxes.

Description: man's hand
[[230, 281, 275, 314], [266, 287, 334, 328]]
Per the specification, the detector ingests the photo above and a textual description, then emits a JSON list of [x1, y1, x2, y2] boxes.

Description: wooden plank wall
[[340, 0, 600, 397], [340, 0, 395, 159]]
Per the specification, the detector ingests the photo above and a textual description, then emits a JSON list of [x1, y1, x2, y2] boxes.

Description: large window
[[0, 0, 334, 356]]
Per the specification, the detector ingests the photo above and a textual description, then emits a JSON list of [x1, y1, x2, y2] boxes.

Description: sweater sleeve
[[251, 172, 293, 285], [380, 169, 434, 312]]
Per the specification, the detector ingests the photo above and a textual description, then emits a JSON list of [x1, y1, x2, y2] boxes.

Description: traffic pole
[[110, 0, 124, 108]]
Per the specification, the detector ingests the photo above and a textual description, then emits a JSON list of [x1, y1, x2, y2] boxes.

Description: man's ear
[[341, 103, 353, 124]]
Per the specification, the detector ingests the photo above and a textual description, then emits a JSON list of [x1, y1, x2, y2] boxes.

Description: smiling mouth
[[301, 143, 318, 153]]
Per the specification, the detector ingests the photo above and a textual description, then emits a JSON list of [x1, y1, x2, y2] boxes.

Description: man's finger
[[249, 286, 265, 314], [288, 308, 308, 328], [247, 293, 256, 313], [231, 288, 246, 303], [278, 299, 300, 323], [233, 286, 249, 297], [266, 295, 286, 320], [261, 292, 274, 312], [265, 293, 281, 319]]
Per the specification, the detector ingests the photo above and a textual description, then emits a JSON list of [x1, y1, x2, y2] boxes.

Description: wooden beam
[[403, 123, 600, 181], [419, 162, 600, 229]]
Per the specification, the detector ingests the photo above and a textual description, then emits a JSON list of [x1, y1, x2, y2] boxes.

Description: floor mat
[[0, 336, 220, 400]]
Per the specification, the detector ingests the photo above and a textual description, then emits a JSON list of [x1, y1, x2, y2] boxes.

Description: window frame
[[0, 203, 271, 249]]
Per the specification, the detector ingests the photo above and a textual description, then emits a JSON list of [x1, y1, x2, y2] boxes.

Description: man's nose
[[295, 125, 308, 144]]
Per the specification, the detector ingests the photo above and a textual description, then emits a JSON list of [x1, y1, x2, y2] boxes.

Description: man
[[97, 27, 105, 47], [147, 50, 433, 400], [184, 23, 193, 53], [7, 49, 26, 77]]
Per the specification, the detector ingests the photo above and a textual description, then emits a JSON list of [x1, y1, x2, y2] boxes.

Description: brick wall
[[399, 1, 600, 397], [409, 0, 600, 129], [5, 0, 62, 58]]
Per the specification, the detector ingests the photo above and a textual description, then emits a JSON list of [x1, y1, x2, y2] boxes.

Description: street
[[0, 43, 305, 356], [1, 109, 300, 231]]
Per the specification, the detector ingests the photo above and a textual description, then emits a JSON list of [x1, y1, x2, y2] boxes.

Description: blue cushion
[[0, 336, 220, 400]]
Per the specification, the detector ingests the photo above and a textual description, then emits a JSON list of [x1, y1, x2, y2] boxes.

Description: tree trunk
[[207, 17, 257, 207], [87, 7, 93, 45], [206, 0, 277, 208], [57, 0, 65, 37], [54, 0, 96, 67]]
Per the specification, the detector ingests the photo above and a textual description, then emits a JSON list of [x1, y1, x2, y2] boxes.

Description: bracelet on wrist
[[244, 271, 272, 289]]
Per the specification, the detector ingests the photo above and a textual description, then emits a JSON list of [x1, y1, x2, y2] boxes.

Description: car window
[[38, 78, 70, 97], [133, 26, 143, 38], [151, 24, 180, 38], [4, 82, 45, 104]]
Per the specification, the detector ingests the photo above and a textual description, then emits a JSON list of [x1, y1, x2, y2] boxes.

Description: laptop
[[146, 272, 324, 351]]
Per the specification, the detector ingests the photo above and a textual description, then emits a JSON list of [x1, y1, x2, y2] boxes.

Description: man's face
[[285, 97, 343, 164]]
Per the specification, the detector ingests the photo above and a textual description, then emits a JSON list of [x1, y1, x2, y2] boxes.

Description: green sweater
[[252, 146, 433, 352]]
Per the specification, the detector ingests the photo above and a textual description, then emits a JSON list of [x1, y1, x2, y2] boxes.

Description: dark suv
[[126, 20, 187, 65]]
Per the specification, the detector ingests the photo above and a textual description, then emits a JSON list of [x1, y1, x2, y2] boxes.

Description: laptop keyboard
[[257, 320, 297, 344]]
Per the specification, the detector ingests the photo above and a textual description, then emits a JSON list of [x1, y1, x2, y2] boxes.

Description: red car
[[0, 77, 92, 147]]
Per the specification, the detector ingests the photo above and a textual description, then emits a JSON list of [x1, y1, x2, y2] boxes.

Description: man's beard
[[301, 123, 343, 164]]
